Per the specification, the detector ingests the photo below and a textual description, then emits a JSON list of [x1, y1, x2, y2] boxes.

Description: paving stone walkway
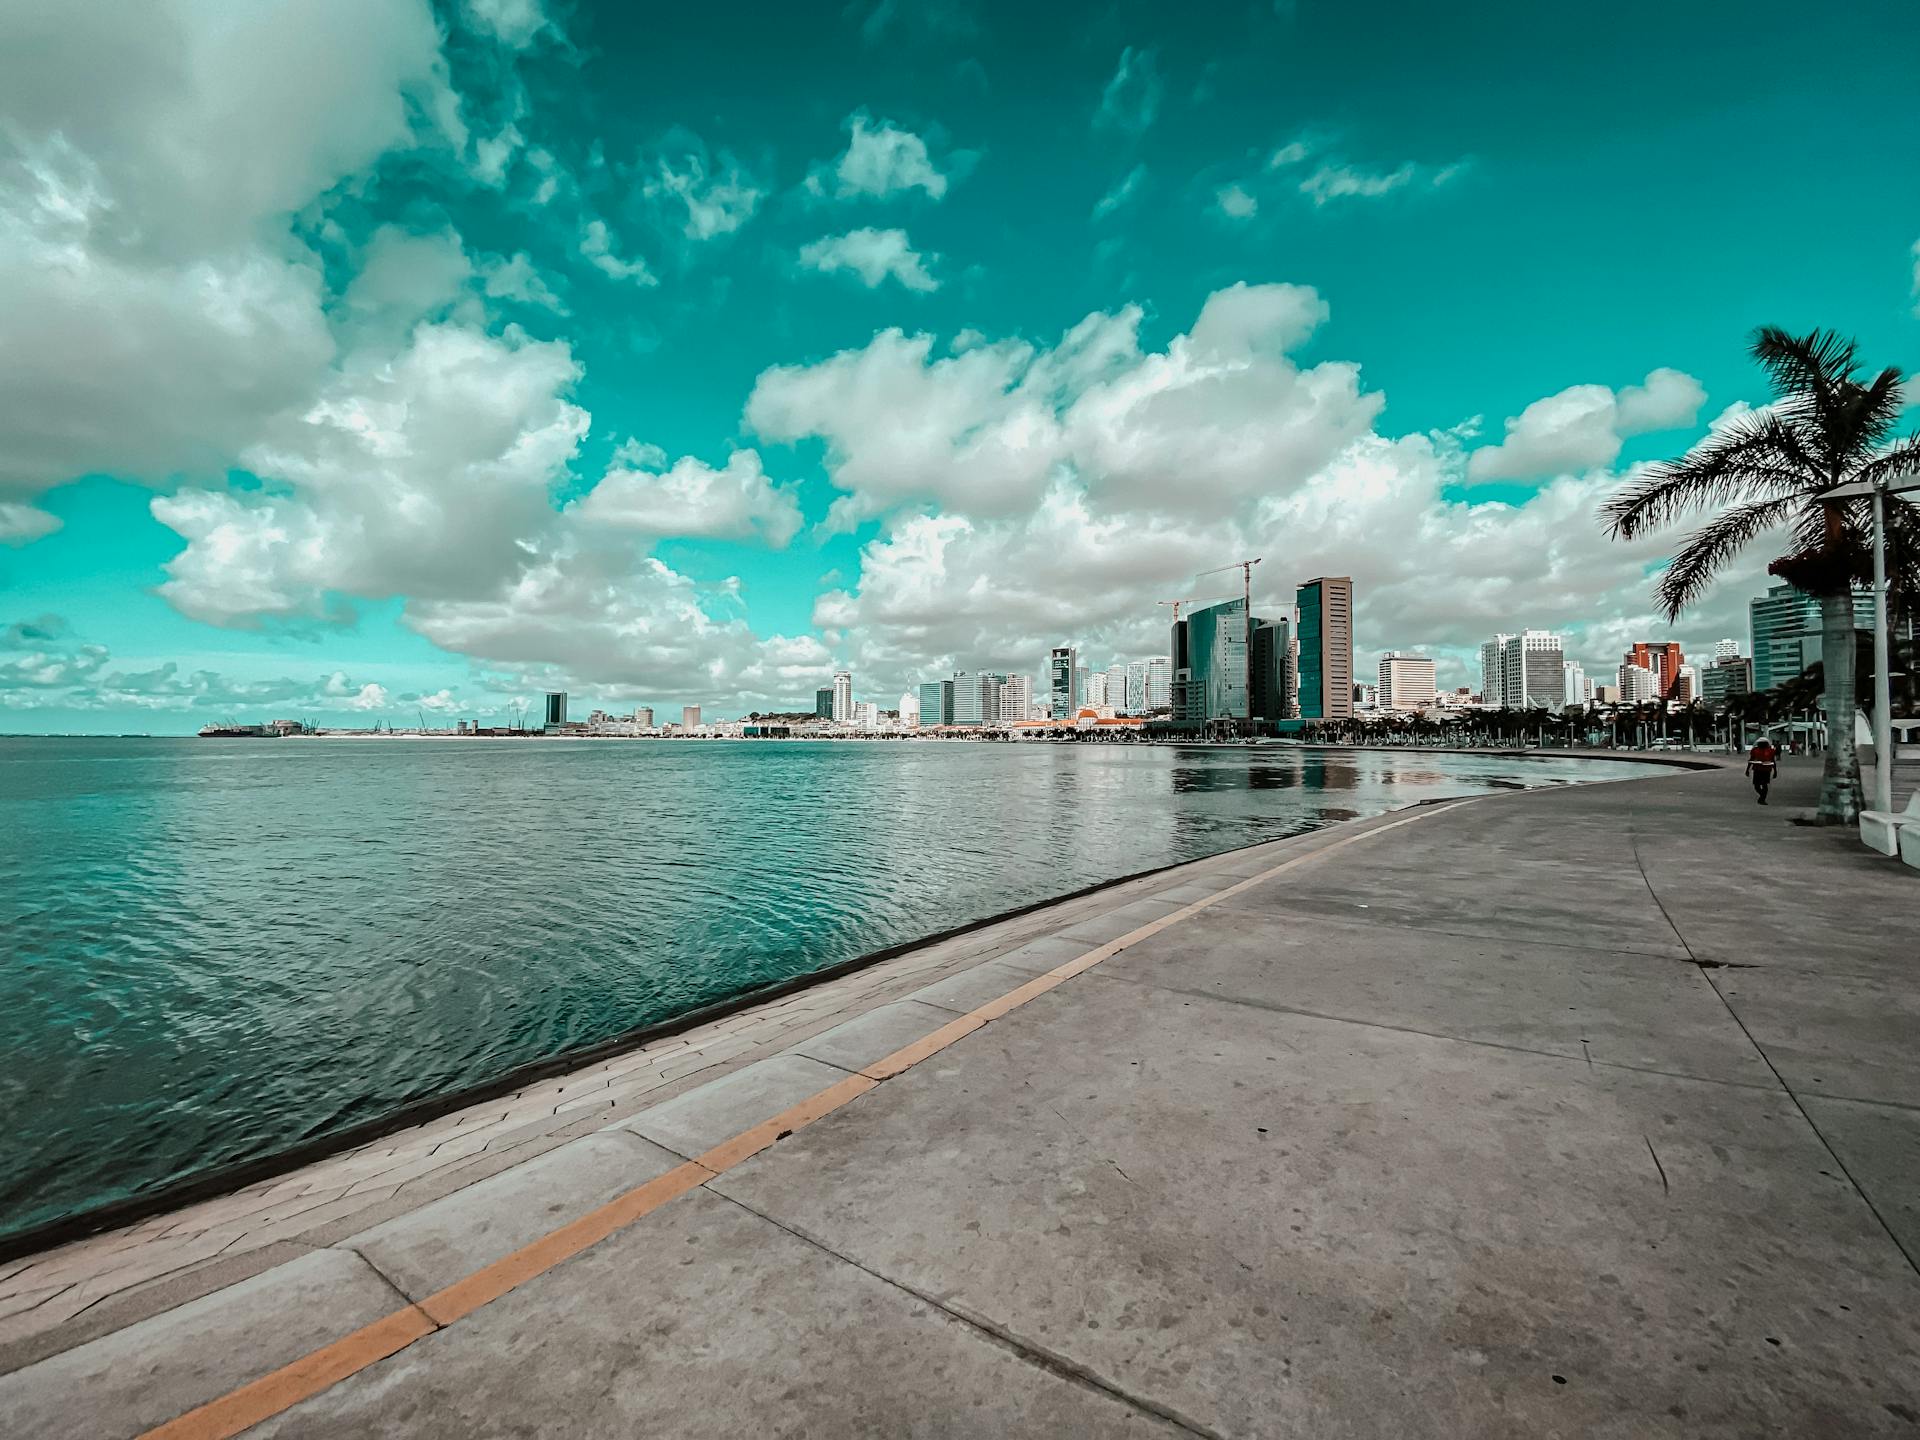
[[3, 755, 1917, 1437]]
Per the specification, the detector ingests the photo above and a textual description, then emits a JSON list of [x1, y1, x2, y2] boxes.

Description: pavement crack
[[1644, 1136, 1669, 1195], [1626, 800, 1920, 1280], [708, 1189, 1224, 1439], [338, 1243, 438, 1324]]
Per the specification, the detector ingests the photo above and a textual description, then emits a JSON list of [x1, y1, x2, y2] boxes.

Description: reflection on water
[[0, 738, 1661, 1240]]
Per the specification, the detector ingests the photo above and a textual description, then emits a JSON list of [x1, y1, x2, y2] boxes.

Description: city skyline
[[4, 2, 1918, 733]]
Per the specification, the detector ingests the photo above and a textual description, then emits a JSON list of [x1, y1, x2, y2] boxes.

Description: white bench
[[1859, 790, 1920, 857]]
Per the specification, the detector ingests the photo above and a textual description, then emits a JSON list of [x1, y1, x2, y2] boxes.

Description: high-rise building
[[1748, 583, 1877, 691], [999, 674, 1032, 722], [1563, 662, 1588, 708], [634, 707, 654, 727], [831, 671, 853, 723], [917, 679, 953, 728], [951, 671, 1008, 726], [1714, 638, 1740, 661], [1702, 654, 1753, 706], [1479, 635, 1512, 703], [1084, 671, 1108, 709], [814, 687, 834, 718], [1249, 620, 1292, 722], [1104, 663, 1130, 715], [1296, 577, 1354, 720], [1048, 646, 1078, 718], [544, 691, 568, 728], [1674, 663, 1698, 704], [853, 701, 879, 730], [898, 690, 920, 727], [1617, 663, 1656, 703], [1172, 598, 1252, 725], [1623, 641, 1684, 698], [682, 705, 702, 729], [1378, 651, 1437, 711], [1489, 630, 1566, 708]]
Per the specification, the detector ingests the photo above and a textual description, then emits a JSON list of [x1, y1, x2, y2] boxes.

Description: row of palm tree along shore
[[1596, 327, 1918, 825]]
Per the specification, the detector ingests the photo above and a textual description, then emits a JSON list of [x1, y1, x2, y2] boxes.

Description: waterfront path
[[4, 756, 1918, 1436]]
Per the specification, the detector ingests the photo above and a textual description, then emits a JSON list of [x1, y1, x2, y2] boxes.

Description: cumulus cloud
[[643, 149, 762, 240], [1466, 367, 1707, 482], [1096, 47, 1162, 135], [750, 285, 1736, 703], [153, 323, 590, 625], [806, 113, 950, 201], [748, 281, 1365, 533], [798, 227, 940, 292], [578, 219, 657, 284], [459, 0, 553, 51], [572, 445, 803, 547], [1214, 184, 1259, 220]]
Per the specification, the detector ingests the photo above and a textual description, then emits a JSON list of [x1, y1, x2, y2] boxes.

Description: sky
[[3, 0, 1918, 732]]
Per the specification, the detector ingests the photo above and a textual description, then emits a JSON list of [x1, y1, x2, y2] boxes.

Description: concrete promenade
[[3, 758, 1917, 1436]]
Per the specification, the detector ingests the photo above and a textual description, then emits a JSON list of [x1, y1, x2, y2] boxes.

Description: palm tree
[[1601, 328, 1920, 823]]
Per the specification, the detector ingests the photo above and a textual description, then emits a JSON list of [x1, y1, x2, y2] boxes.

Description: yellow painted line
[[141, 1306, 437, 1440], [136, 798, 1472, 1439]]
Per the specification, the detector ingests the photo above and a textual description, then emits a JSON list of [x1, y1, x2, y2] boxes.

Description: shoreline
[[0, 749, 1695, 1264]]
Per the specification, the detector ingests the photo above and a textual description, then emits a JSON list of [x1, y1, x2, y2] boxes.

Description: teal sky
[[3, 0, 1917, 731]]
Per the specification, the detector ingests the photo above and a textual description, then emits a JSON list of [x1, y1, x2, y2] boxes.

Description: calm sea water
[[0, 737, 1659, 1241]]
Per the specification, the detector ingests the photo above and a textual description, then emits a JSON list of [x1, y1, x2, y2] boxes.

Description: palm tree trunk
[[1815, 588, 1864, 822]]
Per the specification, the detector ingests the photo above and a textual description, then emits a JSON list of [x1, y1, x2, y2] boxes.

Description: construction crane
[[1193, 557, 1263, 738]]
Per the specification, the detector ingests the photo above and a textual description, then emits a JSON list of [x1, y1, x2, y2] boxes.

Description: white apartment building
[[1618, 662, 1657, 703], [1378, 651, 1437, 710], [831, 670, 853, 723], [1484, 630, 1566, 707]]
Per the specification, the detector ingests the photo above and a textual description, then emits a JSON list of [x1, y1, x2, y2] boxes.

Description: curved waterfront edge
[[0, 749, 1709, 1265]]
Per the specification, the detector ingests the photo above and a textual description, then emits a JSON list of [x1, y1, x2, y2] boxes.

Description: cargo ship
[[196, 719, 307, 738]]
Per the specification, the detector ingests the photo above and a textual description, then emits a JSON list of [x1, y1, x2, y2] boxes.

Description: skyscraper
[[1562, 661, 1589, 707], [1748, 583, 1877, 691], [1618, 663, 1656, 703], [1479, 635, 1512, 703], [1296, 577, 1354, 720], [682, 705, 702, 729], [1250, 619, 1292, 722], [1378, 652, 1437, 710], [1174, 598, 1251, 724], [544, 691, 568, 728], [1702, 654, 1753, 705], [814, 687, 834, 718], [917, 679, 953, 727], [1048, 646, 1077, 718], [1623, 641, 1684, 698], [999, 674, 1032, 722], [831, 670, 853, 722], [1503, 631, 1567, 708], [1714, 638, 1740, 661], [1105, 663, 1130, 714], [1084, 671, 1108, 709]]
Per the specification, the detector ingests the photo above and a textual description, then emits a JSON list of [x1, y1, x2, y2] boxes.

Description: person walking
[[1746, 737, 1780, 805]]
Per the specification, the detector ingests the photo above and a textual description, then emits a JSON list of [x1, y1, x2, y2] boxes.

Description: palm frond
[[1854, 432, 1920, 491], [1599, 410, 1816, 539], [1750, 326, 1859, 402], [1652, 498, 1789, 620]]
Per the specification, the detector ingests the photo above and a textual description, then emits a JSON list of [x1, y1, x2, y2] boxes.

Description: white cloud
[[1299, 161, 1415, 204], [1096, 47, 1162, 135], [753, 286, 1740, 704], [1215, 183, 1258, 220], [572, 446, 803, 547], [798, 228, 940, 292], [1467, 368, 1707, 482], [807, 113, 950, 201], [1092, 164, 1145, 221], [0, 502, 60, 545], [644, 150, 762, 240], [579, 219, 657, 284], [480, 251, 569, 313], [153, 323, 590, 624], [459, 0, 552, 50], [748, 281, 1364, 532]]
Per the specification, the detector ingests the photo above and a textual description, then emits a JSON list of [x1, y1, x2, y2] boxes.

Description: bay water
[[0, 737, 1659, 1242]]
